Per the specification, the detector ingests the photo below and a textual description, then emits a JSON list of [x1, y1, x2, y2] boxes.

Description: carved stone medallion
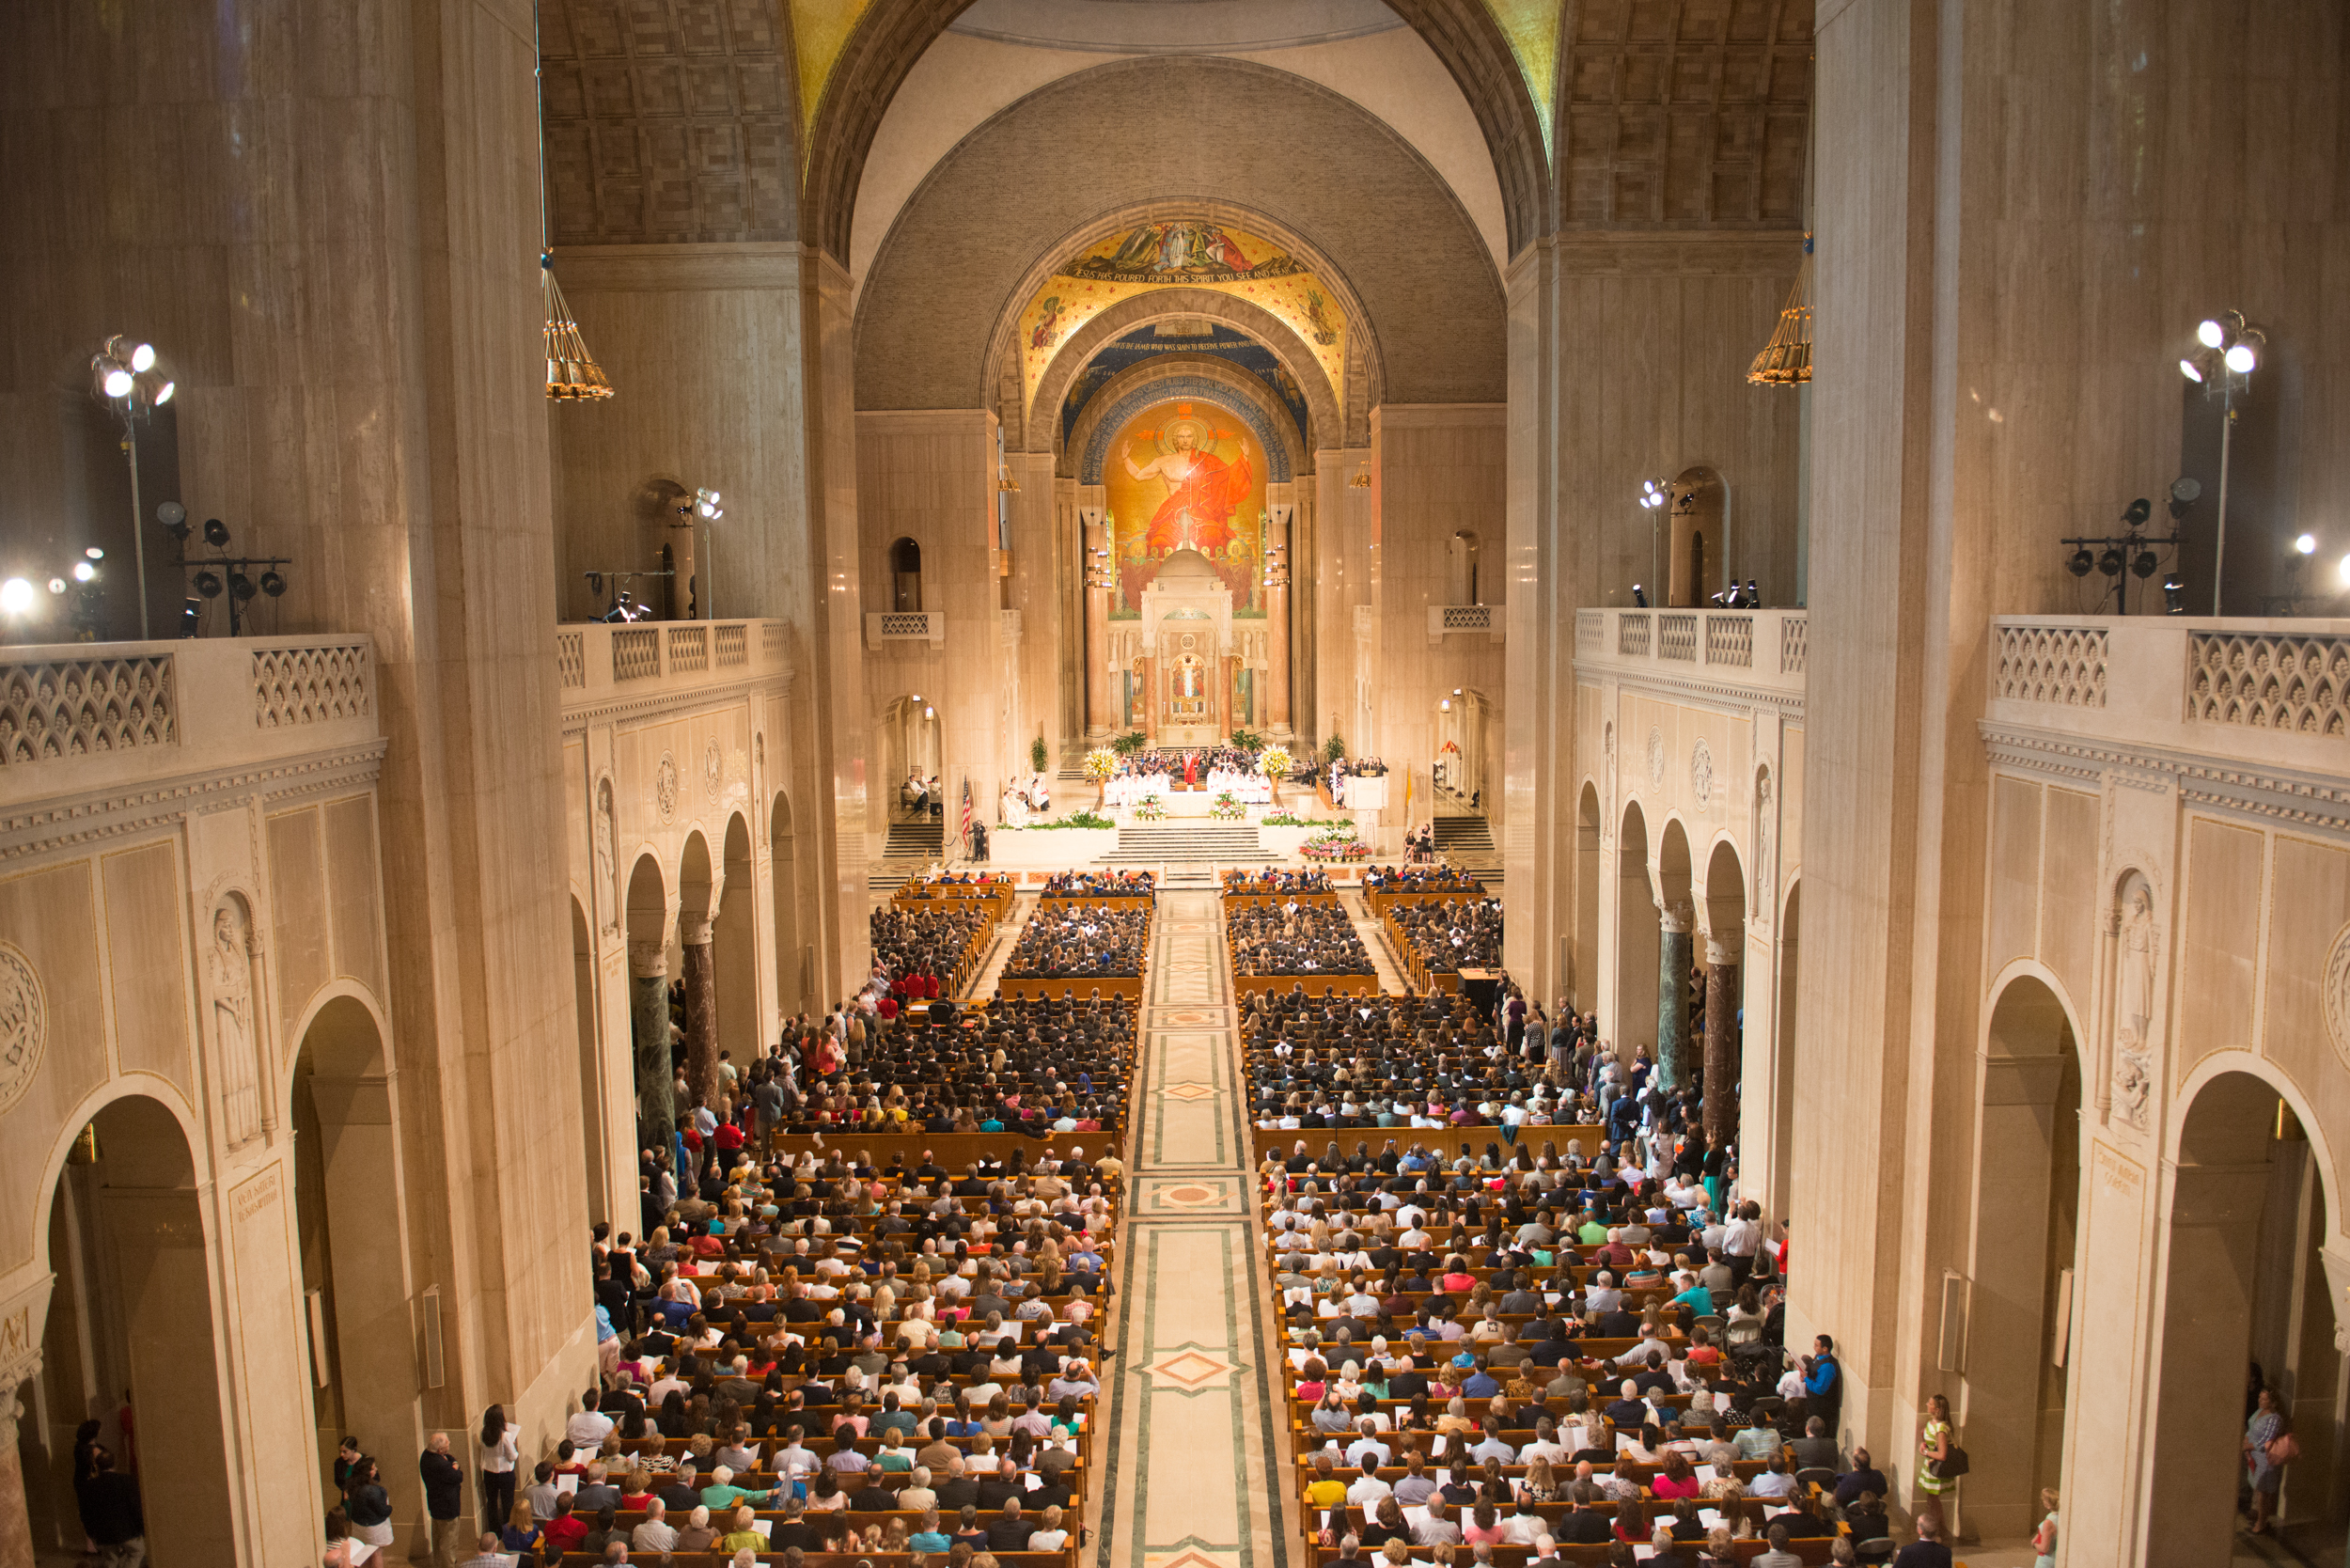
[[1646, 727, 1666, 790], [1690, 738, 1714, 808], [704, 738, 724, 801], [0, 943, 47, 1119], [655, 752, 679, 823], [2324, 923, 2350, 1074]]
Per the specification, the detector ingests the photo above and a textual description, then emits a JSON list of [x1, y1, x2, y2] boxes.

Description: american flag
[[961, 776, 974, 849]]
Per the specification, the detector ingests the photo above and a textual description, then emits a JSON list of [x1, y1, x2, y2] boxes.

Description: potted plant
[[1030, 734, 1049, 775], [1259, 745, 1294, 810], [1210, 790, 1246, 822], [1083, 746, 1118, 807], [1133, 796, 1167, 823]]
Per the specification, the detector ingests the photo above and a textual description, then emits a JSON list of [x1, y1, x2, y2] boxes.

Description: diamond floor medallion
[[1144, 1346, 1235, 1391]]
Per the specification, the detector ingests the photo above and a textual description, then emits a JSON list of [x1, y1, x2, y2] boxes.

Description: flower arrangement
[[1262, 813, 1353, 828], [1301, 829, 1371, 862], [1209, 791, 1246, 821], [1132, 797, 1167, 822], [1082, 748, 1118, 782], [1258, 745, 1294, 809]]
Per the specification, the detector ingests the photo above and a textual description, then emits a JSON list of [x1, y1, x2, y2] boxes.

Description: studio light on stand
[[1638, 478, 1670, 604], [2060, 494, 2185, 616], [91, 335, 177, 638], [177, 516, 290, 637], [2180, 310, 2266, 615]]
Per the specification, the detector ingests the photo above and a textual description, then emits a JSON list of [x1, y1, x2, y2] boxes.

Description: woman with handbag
[[1916, 1392, 1964, 1537], [2245, 1386, 2294, 1534]]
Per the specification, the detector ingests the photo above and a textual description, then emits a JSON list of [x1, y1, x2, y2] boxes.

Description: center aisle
[[1096, 888, 1296, 1568]]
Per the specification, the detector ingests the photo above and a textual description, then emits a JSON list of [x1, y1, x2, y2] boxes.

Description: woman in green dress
[[1917, 1392, 1957, 1534]]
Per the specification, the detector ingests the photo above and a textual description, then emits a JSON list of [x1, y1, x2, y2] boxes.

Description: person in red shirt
[[540, 1493, 590, 1553], [714, 1120, 745, 1157]]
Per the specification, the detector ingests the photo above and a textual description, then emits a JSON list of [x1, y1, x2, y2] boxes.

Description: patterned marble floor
[[1093, 891, 1295, 1568]]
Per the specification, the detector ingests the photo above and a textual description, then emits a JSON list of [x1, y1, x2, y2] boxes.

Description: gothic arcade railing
[[1579, 608, 1807, 701], [558, 619, 792, 706]]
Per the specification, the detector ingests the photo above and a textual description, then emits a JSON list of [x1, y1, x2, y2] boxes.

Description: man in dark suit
[[1555, 1489, 1613, 1544]]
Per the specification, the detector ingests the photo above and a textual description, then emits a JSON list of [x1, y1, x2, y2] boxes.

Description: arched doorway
[[1699, 839, 1747, 1149], [1617, 801, 1659, 1071], [1573, 784, 1601, 1012], [37, 1095, 238, 1563], [1666, 465, 1727, 606], [2143, 1069, 2341, 1561], [882, 696, 941, 821], [1654, 818, 1696, 1089], [1448, 529, 1483, 605], [715, 814, 757, 1070], [572, 897, 607, 1223], [770, 792, 804, 1018], [888, 536, 923, 611], [1956, 972, 2079, 1534], [290, 996, 421, 1536]]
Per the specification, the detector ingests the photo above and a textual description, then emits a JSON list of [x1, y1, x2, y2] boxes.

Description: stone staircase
[[1096, 822, 1278, 865], [1432, 813, 1501, 882], [870, 818, 945, 890]]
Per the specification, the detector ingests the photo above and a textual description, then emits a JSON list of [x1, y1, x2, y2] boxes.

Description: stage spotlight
[[260, 570, 286, 597], [2097, 547, 2124, 577], [2067, 547, 2094, 577], [0, 578, 34, 616], [102, 368, 133, 399], [71, 561, 95, 583], [194, 570, 224, 598], [228, 572, 257, 603], [156, 501, 189, 542], [2123, 498, 2153, 525], [2198, 319, 2228, 349], [129, 342, 156, 373], [203, 518, 229, 547], [152, 380, 174, 405], [2179, 355, 2206, 384], [1631, 584, 1649, 607], [2226, 340, 2259, 374], [2297, 534, 2318, 556], [2132, 550, 2159, 579]]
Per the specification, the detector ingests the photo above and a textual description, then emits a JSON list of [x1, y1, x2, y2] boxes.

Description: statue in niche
[[594, 777, 618, 937], [2113, 876, 2158, 1130], [210, 899, 261, 1146], [1601, 724, 1616, 849], [1754, 769, 1776, 918]]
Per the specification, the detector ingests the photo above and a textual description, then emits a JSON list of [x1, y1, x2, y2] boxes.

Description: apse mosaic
[[1060, 323, 1313, 447], [1102, 398, 1267, 621], [1019, 221, 1345, 413]]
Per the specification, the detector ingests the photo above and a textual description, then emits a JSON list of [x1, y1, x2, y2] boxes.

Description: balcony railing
[[1578, 607, 1808, 698], [0, 635, 380, 806], [560, 619, 791, 705], [1425, 604, 1504, 643], [865, 611, 946, 649]]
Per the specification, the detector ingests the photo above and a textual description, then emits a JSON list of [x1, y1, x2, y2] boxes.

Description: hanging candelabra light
[[1084, 541, 1116, 590], [1261, 541, 1291, 589], [1747, 234, 1813, 386], [543, 255, 614, 400]]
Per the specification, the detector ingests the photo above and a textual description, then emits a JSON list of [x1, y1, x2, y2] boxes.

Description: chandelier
[[1747, 233, 1812, 387]]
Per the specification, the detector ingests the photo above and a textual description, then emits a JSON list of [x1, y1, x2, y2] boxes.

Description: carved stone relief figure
[[210, 897, 262, 1147], [1602, 723, 1616, 850], [594, 777, 618, 937], [2112, 873, 2158, 1131], [1754, 767, 1776, 923]]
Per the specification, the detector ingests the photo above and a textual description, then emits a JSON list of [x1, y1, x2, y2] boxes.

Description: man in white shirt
[[1346, 1458, 1393, 1508], [1346, 1424, 1392, 1469], [632, 1498, 680, 1554], [566, 1387, 616, 1450]]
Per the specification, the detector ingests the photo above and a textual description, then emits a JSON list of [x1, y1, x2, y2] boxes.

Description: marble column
[[1266, 511, 1292, 736], [1143, 656, 1159, 744], [1085, 518, 1113, 736], [680, 914, 718, 1112], [630, 939, 674, 1141], [1656, 901, 1695, 1090], [1702, 934, 1740, 1147], [0, 1385, 32, 1568]]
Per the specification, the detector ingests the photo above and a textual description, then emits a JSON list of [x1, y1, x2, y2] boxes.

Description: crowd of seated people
[[1389, 897, 1505, 976], [1004, 905, 1150, 980], [427, 1138, 1125, 1567], [1041, 870, 1155, 900], [1363, 864, 1484, 895], [1254, 1119, 1868, 1568], [1229, 904, 1375, 977], [870, 903, 996, 1004], [1224, 868, 1335, 896], [786, 995, 1135, 1136], [1243, 993, 1554, 1132], [1119, 745, 1259, 777]]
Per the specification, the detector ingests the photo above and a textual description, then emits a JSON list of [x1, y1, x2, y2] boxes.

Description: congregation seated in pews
[[1388, 897, 1505, 977], [786, 996, 1135, 1135], [870, 903, 996, 1008], [1242, 992, 1571, 1133], [1362, 865, 1484, 896], [1228, 904, 1375, 977], [1224, 869, 1335, 896], [1003, 905, 1149, 980], [1040, 870, 1155, 900]]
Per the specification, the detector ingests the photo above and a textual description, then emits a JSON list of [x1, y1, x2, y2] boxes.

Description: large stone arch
[[1019, 288, 1346, 460], [854, 55, 1506, 412], [802, 0, 1548, 264], [1065, 360, 1308, 486]]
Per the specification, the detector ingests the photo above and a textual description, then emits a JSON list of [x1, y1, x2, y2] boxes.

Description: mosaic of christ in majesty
[[1119, 416, 1254, 557]]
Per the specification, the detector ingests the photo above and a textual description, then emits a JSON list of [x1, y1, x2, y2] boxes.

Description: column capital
[[1702, 933, 1738, 967], [628, 939, 669, 979], [679, 913, 714, 947], [1655, 899, 1695, 934]]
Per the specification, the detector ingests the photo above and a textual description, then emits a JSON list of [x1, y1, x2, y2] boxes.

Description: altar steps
[[1432, 813, 1502, 882], [1096, 823, 1277, 865]]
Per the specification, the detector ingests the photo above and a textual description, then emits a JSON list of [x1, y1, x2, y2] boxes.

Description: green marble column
[[630, 938, 674, 1143], [1656, 901, 1694, 1090]]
